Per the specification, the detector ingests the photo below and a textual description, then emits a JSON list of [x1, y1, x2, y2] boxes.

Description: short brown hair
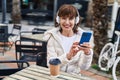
[[54, 4, 81, 33]]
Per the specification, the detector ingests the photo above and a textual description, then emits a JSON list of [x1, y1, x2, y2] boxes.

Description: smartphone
[[79, 32, 92, 45]]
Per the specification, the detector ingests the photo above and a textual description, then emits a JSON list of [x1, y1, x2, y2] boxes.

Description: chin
[[65, 29, 72, 32]]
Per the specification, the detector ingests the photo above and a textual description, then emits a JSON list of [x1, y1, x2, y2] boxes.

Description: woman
[[43, 4, 93, 74]]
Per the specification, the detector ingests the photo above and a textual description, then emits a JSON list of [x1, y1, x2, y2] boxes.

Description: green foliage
[[91, 64, 112, 74], [91, 64, 100, 71]]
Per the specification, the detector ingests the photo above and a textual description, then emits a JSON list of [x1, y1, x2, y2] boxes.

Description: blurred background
[[0, 0, 120, 68]]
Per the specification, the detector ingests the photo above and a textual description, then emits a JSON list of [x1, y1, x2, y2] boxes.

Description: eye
[[69, 17, 74, 20], [61, 17, 66, 20]]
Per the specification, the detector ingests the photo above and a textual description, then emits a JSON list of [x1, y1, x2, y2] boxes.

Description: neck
[[61, 31, 74, 37]]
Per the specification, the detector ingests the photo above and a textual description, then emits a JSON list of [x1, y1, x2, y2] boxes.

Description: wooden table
[[20, 34, 45, 42], [20, 33, 47, 53], [3, 65, 95, 80]]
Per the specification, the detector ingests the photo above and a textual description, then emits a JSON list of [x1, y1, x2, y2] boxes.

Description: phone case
[[79, 32, 92, 44]]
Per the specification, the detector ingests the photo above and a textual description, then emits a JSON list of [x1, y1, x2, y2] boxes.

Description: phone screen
[[79, 32, 92, 45]]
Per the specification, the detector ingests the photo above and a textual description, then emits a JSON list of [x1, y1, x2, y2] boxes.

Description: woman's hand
[[67, 42, 80, 60], [67, 42, 92, 60], [79, 42, 92, 55]]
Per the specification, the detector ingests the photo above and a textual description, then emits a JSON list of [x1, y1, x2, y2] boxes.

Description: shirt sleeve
[[78, 49, 93, 70]]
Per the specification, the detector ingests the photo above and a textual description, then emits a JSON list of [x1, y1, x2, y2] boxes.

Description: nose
[[65, 19, 70, 24]]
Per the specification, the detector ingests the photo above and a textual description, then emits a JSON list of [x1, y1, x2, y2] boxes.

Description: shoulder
[[45, 27, 60, 34], [77, 27, 84, 32], [43, 27, 60, 41], [77, 27, 93, 34], [77, 27, 84, 35]]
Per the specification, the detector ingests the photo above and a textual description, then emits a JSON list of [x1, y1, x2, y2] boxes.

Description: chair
[[36, 52, 47, 67], [0, 60, 29, 79], [8, 24, 22, 49], [15, 40, 47, 68], [20, 29, 46, 47], [0, 29, 6, 55]]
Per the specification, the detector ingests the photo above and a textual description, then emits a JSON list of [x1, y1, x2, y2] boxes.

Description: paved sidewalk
[[81, 69, 111, 80]]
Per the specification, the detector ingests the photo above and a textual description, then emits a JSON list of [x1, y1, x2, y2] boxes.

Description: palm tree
[[85, 0, 93, 28], [11, 0, 21, 24], [92, 0, 109, 63]]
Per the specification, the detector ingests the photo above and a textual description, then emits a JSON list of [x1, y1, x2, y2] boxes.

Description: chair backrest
[[0, 60, 29, 79], [8, 24, 22, 42], [36, 52, 47, 67], [0, 24, 8, 42], [0, 29, 5, 42], [10, 24, 21, 35], [0, 29, 5, 33], [15, 40, 46, 61]]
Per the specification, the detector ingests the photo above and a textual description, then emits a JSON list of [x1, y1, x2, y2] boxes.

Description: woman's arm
[[78, 33, 94, 70], [78, 49, 93, 70]]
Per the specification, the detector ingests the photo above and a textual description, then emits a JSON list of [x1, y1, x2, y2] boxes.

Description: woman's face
[[59, 16, 75, 32]]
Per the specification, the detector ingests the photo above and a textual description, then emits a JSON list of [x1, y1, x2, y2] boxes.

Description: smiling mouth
[[64, 25, 70, 28], [64, 26, 69, 28]]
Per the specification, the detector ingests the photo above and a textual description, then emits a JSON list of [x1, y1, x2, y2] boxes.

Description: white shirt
[[59, 32, 77, 53]]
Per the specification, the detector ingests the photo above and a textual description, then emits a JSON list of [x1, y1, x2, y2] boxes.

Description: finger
[[80, 44, 92, 48], [72, 45, 79, 48], [73, 42, 80, 45], [79, 46, 90, 51]]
